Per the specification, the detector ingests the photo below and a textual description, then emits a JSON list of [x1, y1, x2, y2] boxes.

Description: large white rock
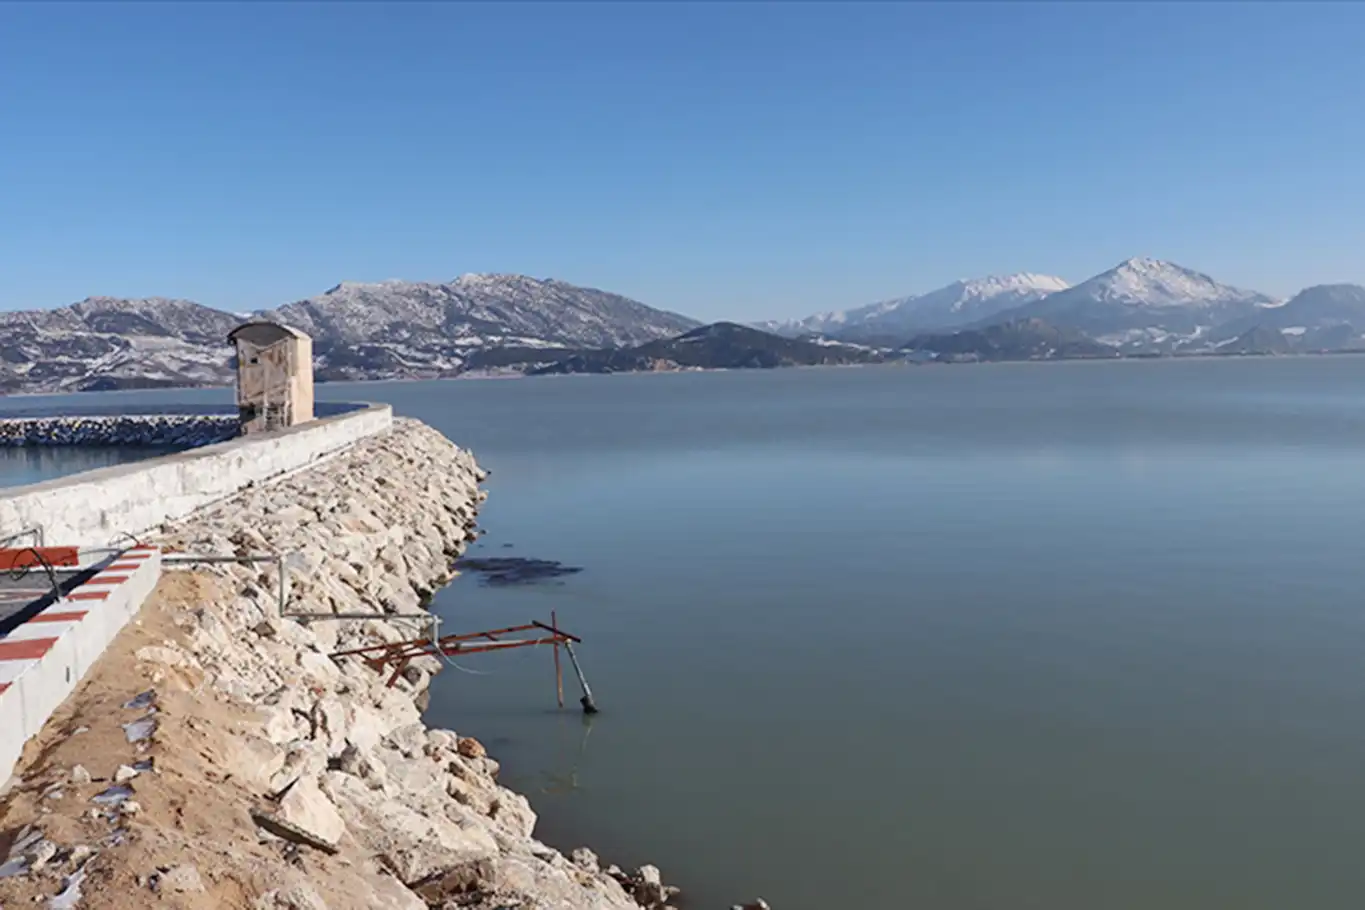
[[278, 776, 346, 848], [320, 771, 497, 884]]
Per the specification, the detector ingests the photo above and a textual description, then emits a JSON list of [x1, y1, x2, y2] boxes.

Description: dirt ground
[[0, 571, 393, 910]]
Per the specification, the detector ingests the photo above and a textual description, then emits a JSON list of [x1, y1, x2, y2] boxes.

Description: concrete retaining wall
[[0, 403, 392, 548], [0, 546, 162, 787]]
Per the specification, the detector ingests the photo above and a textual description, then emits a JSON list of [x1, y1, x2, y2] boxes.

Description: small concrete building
[[228, 321, 314, 434]]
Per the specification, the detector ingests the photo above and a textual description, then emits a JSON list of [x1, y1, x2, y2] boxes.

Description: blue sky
[[2, 2, 1362, 322]]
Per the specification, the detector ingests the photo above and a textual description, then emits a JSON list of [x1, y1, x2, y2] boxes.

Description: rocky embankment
[[1, 418, 766, 910], [0, 414, 239, 448]]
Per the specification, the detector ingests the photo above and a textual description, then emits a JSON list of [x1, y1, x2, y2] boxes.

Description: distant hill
[[530, 322, 882, 375], [1205, 284, 1365, 351], [1215, 326, 1294, 355], [903, 318, 1119, 362]]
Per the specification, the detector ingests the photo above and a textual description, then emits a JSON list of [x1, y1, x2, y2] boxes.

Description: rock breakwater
[[0, 417, 716, 910], [0, 414, 239, 448]]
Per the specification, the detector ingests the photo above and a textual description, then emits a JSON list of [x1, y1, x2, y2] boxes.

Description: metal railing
[[161, 552, 291, 617], [0, 527, 45, 550], [161, 549, 438, 633]]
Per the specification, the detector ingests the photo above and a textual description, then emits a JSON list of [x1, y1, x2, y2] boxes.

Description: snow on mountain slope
[[0, 276, 701, 392], [266, 274, 698, 349], [982, 258, 1281, 339], [1203, 284, 1365, 347], [760, 273, 1071, 340]]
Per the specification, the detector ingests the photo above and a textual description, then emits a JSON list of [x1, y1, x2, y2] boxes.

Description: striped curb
[[0, 546, 162, 784]]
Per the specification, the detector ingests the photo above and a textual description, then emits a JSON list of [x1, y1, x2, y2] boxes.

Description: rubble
[[144, 418, 691, 909], [0, 418, 709, 910]]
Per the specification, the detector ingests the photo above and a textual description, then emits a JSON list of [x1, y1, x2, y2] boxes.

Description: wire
[[426, 613, 494, 676], [6, 547, 61, 604]]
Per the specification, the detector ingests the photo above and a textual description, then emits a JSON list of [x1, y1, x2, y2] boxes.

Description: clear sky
[[2, 2, 1362, 322]]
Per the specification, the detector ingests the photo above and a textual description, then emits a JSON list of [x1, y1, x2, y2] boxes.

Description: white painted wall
[[0, 404, 391, 548]]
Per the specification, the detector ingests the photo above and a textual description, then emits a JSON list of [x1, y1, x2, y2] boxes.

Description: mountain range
[[757, 272, 1072, 342], [2, 258, 1364, 393], [763, 258, 1365, 357], [0, 276, 699, 393]]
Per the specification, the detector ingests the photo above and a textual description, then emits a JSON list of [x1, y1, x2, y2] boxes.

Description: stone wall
[[0, 414, 239, 448], [0, 403, 392, 548]]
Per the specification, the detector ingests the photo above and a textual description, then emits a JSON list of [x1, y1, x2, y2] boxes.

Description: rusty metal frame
[[329, 613, 596, 710]]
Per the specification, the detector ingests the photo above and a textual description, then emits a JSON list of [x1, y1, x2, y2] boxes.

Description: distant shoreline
[[4, 347, 1364, 401]]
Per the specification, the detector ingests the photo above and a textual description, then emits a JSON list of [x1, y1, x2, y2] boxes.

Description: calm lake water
[[11, 358, 1365, 908]]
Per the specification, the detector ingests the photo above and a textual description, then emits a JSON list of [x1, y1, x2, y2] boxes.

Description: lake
[[0, 443, 183, 489], [11, 357, 1365, 908]]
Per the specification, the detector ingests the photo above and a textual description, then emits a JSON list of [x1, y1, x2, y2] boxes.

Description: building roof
[[227, 321, 310, 346]]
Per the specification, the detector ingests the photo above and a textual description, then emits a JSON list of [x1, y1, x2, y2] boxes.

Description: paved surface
[[0, 569, 87, 631]]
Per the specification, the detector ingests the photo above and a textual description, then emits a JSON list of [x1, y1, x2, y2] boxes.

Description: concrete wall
[[0, 403, 391, 548], [0, 546, 162, 787]]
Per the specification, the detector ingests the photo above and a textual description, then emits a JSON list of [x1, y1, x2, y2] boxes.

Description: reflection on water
[[0, 446, 182, 489]]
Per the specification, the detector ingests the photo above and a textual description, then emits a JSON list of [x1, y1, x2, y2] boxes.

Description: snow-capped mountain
[[0, 298, 241, 393], [0, 297, 241, 342], [268, 274, 696, 348], [0, 276, 699, 392], [982, 258, 1281, 343], [760, 273, 1071, 340], [1, 263, 1360, 393]]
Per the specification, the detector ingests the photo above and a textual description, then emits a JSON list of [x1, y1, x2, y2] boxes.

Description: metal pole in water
[[552, 609, 565, 709], [562, 641, 598, 714]]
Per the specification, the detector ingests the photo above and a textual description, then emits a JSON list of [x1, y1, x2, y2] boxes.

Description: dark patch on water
[[455, 557, 583, 587]]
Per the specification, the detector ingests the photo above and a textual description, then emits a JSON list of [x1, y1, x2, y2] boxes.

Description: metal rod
[[552, 609, 564, 709], [160, 550, 295, 626], [0, 527, 44, 550], [277, 555, 288, 618], [162, 554, 283, 565], [330, 622, 546, 657], [287, 612, 435, 622], [531, 619, 583, 643], [562, 641, 597, 714]]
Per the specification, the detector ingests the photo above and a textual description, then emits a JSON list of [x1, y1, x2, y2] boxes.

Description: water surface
[[9, 360, 1365, 908], [323, 359, 1365, 910]]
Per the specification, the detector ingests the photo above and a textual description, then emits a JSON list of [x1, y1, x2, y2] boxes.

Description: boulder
[[456, 736, 486, 759], [158, 864, 206, 894], [320, 771, 496, 884], [278, 776, 345, 848]]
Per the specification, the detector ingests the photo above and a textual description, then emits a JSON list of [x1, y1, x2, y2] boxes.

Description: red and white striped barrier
[[0, 546, 162, 787]]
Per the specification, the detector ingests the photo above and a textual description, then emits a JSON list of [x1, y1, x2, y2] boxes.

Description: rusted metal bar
[[330, 622, 548, 659], [531, 619, 583, 643], [329, 615, 592, 712]]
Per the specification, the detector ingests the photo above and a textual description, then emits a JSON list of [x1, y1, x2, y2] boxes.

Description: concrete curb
[[0, 546, 162, 787]]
